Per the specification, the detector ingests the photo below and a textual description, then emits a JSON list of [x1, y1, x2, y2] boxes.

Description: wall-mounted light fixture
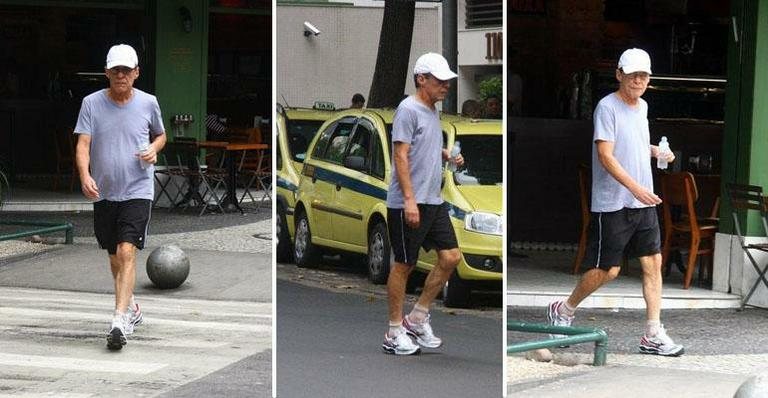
[[179, 6, 193, 33]]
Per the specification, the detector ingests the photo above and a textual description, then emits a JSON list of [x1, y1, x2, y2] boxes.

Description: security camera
[[304, 21, 321, 37]]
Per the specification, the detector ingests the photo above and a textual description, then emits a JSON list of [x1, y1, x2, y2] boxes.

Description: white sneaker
[[382, 331, 421, 355], [125, 303, 143, 335], [547, 301, 574, 340], [106, 313, 128, 350], [639, 325, 685, 357], [403, 314, 443, 348]]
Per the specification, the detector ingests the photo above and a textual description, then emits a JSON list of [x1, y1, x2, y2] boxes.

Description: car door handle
[[335, 182, 342, 191]]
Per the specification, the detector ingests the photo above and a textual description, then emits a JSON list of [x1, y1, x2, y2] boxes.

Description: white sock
[[409, 304, 429, 323], [388, 322, 403, 337], [646, 320, 661, 337], [560, 301, 576, 317]]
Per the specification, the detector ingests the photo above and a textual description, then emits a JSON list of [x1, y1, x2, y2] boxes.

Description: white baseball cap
[[618, 48, 652, 74], [413, 52, 458, 81], [106, 44, 138, 69]]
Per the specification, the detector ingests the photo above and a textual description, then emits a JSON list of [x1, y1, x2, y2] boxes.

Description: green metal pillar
[[720, 0, 768, 235], [153, 0, 208, 142]]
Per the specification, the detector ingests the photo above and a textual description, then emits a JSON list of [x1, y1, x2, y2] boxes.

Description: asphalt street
[[0, 211, 272, 397], [277, 279, 503, 398]]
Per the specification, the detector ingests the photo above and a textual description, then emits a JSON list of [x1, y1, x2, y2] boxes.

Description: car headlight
[[464, 212, 502, 235]]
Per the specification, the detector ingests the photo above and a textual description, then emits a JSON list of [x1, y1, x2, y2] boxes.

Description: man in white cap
[[74, 44, 167, 350], [547, 48, 683, 356], [382, 52, 464, 355]]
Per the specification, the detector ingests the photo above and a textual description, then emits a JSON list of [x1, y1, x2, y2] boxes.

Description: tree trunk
[[368, 0, 415, 108]]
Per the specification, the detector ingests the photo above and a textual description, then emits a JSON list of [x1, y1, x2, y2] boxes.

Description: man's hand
[[80, 175, 100, 199], [631, 185, 662, 206], [659, 151, 675, 164], [404, 199, 420, 229], [442, 149, 465, 168], [651, 145, 676, 163], [454, 153, 464, 167], [138, 145, 158, 165]]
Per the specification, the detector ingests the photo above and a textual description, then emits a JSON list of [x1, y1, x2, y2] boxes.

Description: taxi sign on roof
[[313, 101, 336, 111]]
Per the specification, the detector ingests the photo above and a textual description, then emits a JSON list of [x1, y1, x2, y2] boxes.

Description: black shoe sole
[[381, 345, 421, 355], [107, 329, 126, 350], [639, 346, 684, 357]]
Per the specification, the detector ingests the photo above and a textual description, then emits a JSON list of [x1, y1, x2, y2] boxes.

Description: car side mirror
[[343, 155, 366, 171]]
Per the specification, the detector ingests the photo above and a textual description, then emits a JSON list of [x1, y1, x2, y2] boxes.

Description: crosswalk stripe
[[0, 353, 166, 374], [0, 308, 268, 332]]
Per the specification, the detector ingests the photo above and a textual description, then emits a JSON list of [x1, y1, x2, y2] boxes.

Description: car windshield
[[287, 119, 324, 162], [452, 135, 502, 186]]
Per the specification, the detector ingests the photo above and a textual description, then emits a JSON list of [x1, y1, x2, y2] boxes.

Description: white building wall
[[455, 0, 502, 107], [456, 29, 503, 106], [277, 4, 441, 108]]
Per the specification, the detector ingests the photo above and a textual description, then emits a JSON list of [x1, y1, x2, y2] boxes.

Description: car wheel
[[276, 206, 293, 263], [367, 221, 390, 284], [294, 210, 320, 268], [442, 270, 472, 308]]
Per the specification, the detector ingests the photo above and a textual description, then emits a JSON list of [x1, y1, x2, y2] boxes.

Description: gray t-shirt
[[386, 95, 444, 208], [74, 88, 165, 202], [591, 92, 654, 212]]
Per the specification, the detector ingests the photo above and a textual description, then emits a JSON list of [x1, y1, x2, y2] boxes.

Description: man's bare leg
[[387, 262, 413, 325], [112, 242, 137, 313], [565, 266, 621, 309], [639, 253, 662, 334], [415, 248, 461, 309]]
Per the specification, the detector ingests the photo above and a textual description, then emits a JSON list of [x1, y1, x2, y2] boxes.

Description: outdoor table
[[198, 141, 268, 213]]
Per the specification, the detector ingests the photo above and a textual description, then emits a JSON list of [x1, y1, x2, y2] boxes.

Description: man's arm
[[75, 134, 99, 199], [393, 141, 420, 228], [596, 140, 661, 205]]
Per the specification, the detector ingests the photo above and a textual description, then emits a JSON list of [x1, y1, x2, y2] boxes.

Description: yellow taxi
[[275, 104, 336, 261], [292, 108, 502, 307]]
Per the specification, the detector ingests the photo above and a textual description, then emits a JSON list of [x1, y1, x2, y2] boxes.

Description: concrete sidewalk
[[509, 364, 748, 397], [507, 306, 768, 397], [0, 242, 270, 302]]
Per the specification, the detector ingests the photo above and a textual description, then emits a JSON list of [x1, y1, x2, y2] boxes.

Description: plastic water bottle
[[137, 142, 150, 169], [448, 141, 461, 172], [657, 136, 670, 170]]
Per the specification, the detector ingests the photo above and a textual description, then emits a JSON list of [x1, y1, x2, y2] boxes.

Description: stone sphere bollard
[[734, 372, 768, 398], [146, 244, 190, 289]]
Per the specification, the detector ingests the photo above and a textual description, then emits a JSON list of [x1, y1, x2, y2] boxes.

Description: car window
[[371, 128, 386, 179], [287, 119, 325, 162], [276, 130, 283, 171], [312, 121, 336, 160], [318, 118, 356, 164], [452, 134, 502, 186], [345, 118, 375, 172]]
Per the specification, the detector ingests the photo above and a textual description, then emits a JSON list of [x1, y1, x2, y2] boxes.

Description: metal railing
[[0, 220, 74, 244], [507, 321, 608, 366]]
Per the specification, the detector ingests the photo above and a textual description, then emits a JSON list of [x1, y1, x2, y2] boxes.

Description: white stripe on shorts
[[594, 213, 603, 268], [400, 211, 408, 264]]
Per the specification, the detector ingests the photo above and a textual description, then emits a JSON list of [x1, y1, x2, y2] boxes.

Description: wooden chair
[[660, 172, 718, 289], [573, 164, 591, 274]]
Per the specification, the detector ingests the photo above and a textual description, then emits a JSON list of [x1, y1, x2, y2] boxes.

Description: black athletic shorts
[[582, 207, 661, 270], [387, 202, 459, 266], [93, 199, 152, 255]]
